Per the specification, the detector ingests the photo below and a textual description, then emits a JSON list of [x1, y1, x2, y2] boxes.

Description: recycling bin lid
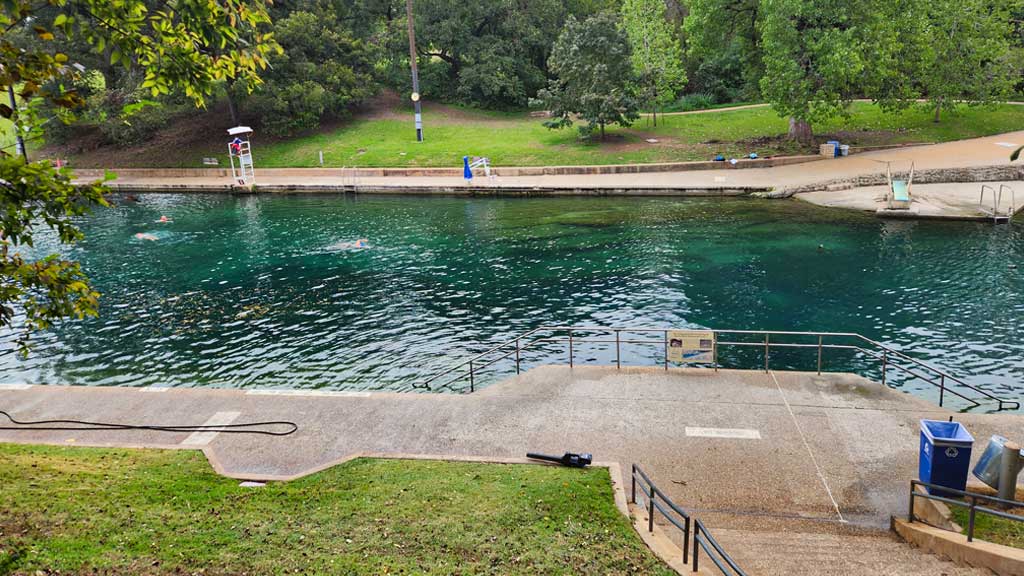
[[920, 419, 974, 447]]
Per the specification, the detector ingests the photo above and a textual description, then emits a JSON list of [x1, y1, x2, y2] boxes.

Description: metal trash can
[[919, 419, 974, 495], [973, 435, 1012, 489]]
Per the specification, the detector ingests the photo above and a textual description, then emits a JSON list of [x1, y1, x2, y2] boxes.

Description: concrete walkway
[[2, 367, 1021, 574], [87, 130, 1024, 197]]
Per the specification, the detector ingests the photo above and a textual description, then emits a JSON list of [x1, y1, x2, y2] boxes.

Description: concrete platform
[[2, 367, 1021, 574], [798, 180, 1023, 221]]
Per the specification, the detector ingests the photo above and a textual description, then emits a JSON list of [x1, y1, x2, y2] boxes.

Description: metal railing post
[[515, 338, 521, 374], [616, 330, 621, 370], [469, 361, 475, 393], [939, 375, 945, 407], [683, 517, 690, 565], [648, 485, 656, 533], [692, 523, 700, 573], [817, 335, 823, 374], [881, 349, 888, 387], [764, 333, 770, 372], [663, 330, 669, 371], [568, 329, 574, 368], [713, 334, 718, 372], [908, 482, 915, 522], [968, 499, 977, 542]]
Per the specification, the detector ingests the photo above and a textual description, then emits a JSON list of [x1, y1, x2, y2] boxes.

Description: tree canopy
[[0, 0, 278, 350], [535, 12, 639, 139], [621, 0, 686, 126]]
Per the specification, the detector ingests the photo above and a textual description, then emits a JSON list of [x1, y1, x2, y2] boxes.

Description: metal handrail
[[908, 480, 1024, 542], [631, 464, 691, 565], [693, 518, 748, 576], [417, 326, 1019, 411]]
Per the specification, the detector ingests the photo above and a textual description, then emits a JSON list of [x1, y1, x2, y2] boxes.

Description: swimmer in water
[[135, 232, 158, 241], [329, 238, 369, 250], [156, 215, 172, 223]]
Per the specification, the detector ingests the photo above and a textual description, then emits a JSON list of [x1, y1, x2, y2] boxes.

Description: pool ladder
[[979, 184, 1016, 223]]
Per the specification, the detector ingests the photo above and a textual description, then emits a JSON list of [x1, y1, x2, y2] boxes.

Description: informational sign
[[667, 330, 715, 363]]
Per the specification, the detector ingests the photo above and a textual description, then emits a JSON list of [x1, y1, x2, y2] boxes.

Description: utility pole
[[8, 85, 26, 161], [405, 0, 423, 142]]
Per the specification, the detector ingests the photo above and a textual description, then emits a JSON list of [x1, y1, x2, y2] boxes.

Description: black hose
[[0, 410, 298, 436]]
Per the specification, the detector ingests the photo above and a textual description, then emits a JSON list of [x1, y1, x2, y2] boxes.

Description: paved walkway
[[2, 366, 1022, 576], [93, 131, 1024, 195]]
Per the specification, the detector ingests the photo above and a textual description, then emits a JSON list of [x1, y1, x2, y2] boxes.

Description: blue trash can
[[826, 140, 841, 158], [919, 419, 974, 496]]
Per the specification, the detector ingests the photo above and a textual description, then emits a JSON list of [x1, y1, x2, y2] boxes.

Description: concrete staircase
[[709, 528, 990, 576]]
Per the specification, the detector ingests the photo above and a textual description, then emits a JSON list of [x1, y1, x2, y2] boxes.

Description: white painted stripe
[[139, 386, 170, 393], [769, 371, 846, 523], [686, 427, 761, 439], [245, 389, 372, 397], [181, 411, 241, 446], [0, 383, 32, 390]]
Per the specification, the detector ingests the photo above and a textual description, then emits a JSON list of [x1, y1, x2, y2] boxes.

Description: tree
[[757, 0, 899, 142], [241, 8, 378, 135], [684, 0, 764, 102], [914, 0, 1023, 122], [399, 0, 566, 109], [620, 0, 686, 126], [535, 13, 639, 140], [0, 0, 278, 351]]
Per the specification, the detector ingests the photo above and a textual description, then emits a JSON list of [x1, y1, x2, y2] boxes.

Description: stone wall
[[767, 164, 1024, 198]]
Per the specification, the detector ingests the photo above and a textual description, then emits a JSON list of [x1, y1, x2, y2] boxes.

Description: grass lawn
[[0, 444, 672, 575], [52, 100, 1024, 169], [949, 506, 1024, 549]]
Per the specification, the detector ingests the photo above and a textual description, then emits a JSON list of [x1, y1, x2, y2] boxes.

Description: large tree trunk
[[600, 122, 606, 140], [788, 117, 813, 144], [933, 97, 942, 123]]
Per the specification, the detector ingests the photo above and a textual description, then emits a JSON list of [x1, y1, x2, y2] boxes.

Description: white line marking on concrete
[[769, 370, 846, 523], [139, 386, 170, 393], [685, 427, 761, 439], [995, 142, 1020, 148], [181, 411, 240, 446], [245, 389, 372, 397], [0, 383, 32, 390]]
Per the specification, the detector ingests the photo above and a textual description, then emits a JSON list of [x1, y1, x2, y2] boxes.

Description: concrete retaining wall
[[893, 517, 1024, 576], [105, 183, 768, 197]]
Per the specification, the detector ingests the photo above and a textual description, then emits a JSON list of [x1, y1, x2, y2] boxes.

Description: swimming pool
[[2, 193, 1021, 404]]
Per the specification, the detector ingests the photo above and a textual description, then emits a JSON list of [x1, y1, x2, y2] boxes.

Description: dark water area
[[1, 194, 1020, 409]]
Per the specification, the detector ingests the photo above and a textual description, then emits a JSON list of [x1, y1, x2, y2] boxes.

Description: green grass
[[949, 506, 1024, 549], [244, 102, 1024, 169], [0, 444, 673, 575]]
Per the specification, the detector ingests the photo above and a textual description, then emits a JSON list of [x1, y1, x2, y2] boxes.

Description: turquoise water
[[1, 194, 1021, 406]]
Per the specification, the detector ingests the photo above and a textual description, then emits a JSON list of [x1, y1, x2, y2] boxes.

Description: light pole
[[8, 85, 26, 161], [405, 0, 423, 142]]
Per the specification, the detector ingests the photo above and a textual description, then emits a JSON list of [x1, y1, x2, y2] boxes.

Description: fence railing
[[416, 326, 1018, 411], [631, 464, 746, 575], [908, 480, 1024, 542], [693, 518, 748, 576], [631, 464, 691, 565]]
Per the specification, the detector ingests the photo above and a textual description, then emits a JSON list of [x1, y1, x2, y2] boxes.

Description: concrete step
[[708, 528, 990, 576]]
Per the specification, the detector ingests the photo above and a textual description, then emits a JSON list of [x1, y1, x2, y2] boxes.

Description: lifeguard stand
[[227, 126, 255, 185]]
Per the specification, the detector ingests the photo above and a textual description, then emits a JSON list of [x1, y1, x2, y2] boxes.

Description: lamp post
[[405, 0, 423, 142], [8, 85, 26, 161]]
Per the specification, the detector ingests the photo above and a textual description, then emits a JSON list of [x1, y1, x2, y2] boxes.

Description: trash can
[[973, 435, 1012, 489], [839, 145, 850, 157], [919, 419, 974, 496], [826, 140, 841, 158]]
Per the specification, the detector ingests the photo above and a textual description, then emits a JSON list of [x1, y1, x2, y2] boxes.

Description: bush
[[671, 92, 716, 112]]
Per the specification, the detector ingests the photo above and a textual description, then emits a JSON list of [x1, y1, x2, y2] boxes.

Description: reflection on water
[[1, 194, 1021, 405]]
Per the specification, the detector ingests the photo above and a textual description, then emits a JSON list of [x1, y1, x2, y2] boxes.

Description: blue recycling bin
[[826, 140, 841, 157], [919, 419, 974, 495]]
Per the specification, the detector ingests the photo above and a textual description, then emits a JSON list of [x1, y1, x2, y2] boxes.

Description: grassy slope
[[245, 102, 1024, 169], [0, 444, 673, 575], [949, 506, 1024, 549]]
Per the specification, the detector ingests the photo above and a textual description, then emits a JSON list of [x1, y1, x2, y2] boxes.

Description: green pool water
[[2, 193, 1021, 406]]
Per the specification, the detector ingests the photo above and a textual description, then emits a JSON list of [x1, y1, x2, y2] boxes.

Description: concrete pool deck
[[797, 180, 1024, 221], [75, 130, 1024, 203], [1, 366, 1020, 574]]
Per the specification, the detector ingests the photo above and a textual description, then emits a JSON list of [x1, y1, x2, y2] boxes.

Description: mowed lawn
[[54, 101, 1024, 169], [252, 101, 1024, 168], [0, 444, 673, 575]]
